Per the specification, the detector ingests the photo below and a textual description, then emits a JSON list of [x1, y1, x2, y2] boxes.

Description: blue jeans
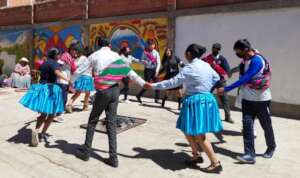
[[242, 100, 276, 157]]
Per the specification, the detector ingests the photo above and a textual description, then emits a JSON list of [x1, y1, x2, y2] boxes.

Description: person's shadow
[[118, 147, 198, 171], [7, 120, 36, 145], [165, 108, 180, 115], [211, 129, 243, 144], [175, 141, 242, 161], [45, 140, 104, 162]]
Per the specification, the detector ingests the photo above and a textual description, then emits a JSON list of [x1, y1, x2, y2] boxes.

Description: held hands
[[217, 87, 225, 95], [223, 75, 228, 81], [143, 82, 153, 90]]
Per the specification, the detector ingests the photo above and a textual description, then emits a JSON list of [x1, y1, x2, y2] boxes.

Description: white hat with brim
[[20, 57, 29, 63]]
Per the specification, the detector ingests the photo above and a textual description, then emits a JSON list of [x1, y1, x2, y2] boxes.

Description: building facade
[[0, 0, 299, 118]]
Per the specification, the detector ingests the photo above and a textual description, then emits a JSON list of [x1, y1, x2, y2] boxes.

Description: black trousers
[[242, 99, 276, 157], [120, 77, 130, 100], [211, 80, 231, 119], [58, 83, 69, 106], [84, 85, 120, 158], [137, 68, 159, 100]]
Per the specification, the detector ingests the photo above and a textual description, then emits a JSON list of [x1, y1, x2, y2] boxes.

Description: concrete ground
[[0, 88, 299, 178]]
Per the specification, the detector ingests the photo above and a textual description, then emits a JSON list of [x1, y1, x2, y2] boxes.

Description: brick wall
[[34, 0, 86, 23], [0, 0, 7, 7], [177, 0, 271, 9], [89, 0, 168, 18], [0, 6, 32, 26], [7, 0, 32, 7], [0, 0, 279, 26]]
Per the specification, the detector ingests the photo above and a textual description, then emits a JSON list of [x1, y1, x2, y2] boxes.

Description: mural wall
[[89, 18, 168, 75], [33, 24, 84, 62], [0, 30, 31, 75]]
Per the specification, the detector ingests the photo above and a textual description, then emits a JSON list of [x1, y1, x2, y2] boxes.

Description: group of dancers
[[19, 37, 276, 174]]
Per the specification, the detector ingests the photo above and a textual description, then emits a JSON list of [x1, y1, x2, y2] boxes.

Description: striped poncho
[[94, 59, 132, 90]]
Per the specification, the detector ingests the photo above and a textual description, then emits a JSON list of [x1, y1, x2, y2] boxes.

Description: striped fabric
[[94, 59, 132, 90], [60, 52, 77, 74]]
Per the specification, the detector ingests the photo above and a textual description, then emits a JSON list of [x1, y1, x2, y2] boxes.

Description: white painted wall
[[175, 7, 300, 105]]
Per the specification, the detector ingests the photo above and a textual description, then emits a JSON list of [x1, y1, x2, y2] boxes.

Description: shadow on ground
[[7, 120, 36, 145], [120, 147, 200, 171]]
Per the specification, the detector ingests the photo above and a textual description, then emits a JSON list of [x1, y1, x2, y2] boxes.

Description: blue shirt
[[225, 55, 272, 101], [40, 58, 60, 84], [153, 59, 220, 95], [225, 55, 263, 92]]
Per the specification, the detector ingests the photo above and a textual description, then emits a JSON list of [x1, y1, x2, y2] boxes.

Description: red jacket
[[203, 54, 227, 78]]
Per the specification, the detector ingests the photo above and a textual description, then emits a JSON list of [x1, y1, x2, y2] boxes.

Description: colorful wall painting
[[89, 18, 168, 75], [0, 30, 31, 75], [33, 24, 84, 63]]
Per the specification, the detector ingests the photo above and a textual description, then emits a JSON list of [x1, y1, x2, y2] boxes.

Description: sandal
[[201, 161, 223, 174]]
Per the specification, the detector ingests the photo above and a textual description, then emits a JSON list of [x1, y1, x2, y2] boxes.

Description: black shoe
[[104, 157, 119, 168], [201, 162, 223, 174], [136, 96, 142, 103], [161, 100, 165, 108], [184, 156, 204, 166], [177, 97, 182, 110], [76, 147, 90, 161], [161, 97, 167, 108], [155, 99, 159, 104], [225, 117, 234, 124], [263, 148, 275, 159]]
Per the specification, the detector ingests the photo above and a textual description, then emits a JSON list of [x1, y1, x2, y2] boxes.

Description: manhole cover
[[80, 115, 147, 134]]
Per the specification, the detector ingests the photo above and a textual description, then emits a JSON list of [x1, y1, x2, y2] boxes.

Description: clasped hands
[[216, 87, 225, 95], [143, 82, 153, 90]]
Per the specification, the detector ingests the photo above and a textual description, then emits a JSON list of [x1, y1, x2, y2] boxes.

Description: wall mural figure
[[0, 30, 31, 75], [89, 18, 168, 76], [33, 25, 83, 64]]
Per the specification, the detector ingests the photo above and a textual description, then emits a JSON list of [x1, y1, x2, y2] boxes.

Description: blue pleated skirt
[[176, 92, 223, 136], [74, 75, 95, 92], [19, 83, 64, 115]]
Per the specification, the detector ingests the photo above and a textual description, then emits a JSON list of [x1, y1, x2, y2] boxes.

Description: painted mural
[[33, 24, 83, 63], [89, 18, 168, 75], [0, 30, 31, 75]]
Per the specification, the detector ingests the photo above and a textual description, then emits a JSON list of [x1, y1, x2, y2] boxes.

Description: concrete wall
[[175, 7, 300, 106]]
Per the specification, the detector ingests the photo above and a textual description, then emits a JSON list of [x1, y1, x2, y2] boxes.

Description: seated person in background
[[11, 57, 31, 89], [0, 74, 9, 88]]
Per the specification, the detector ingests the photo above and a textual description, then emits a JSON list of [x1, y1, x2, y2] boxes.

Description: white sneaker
[[254, 129, 257, 138], [54, 117, 65, 123], [120, 99, 130, 103], [123, 99, 131, 103], [31, 129, 39, 147]]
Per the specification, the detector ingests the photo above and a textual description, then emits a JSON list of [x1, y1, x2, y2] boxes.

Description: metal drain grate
[[80, 115, 147, 134]]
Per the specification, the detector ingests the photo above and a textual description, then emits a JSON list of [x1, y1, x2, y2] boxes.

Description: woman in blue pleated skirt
[[66, 49, 95, 113], [19, 48, 70, 147], [149, 44, 223, 173]]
